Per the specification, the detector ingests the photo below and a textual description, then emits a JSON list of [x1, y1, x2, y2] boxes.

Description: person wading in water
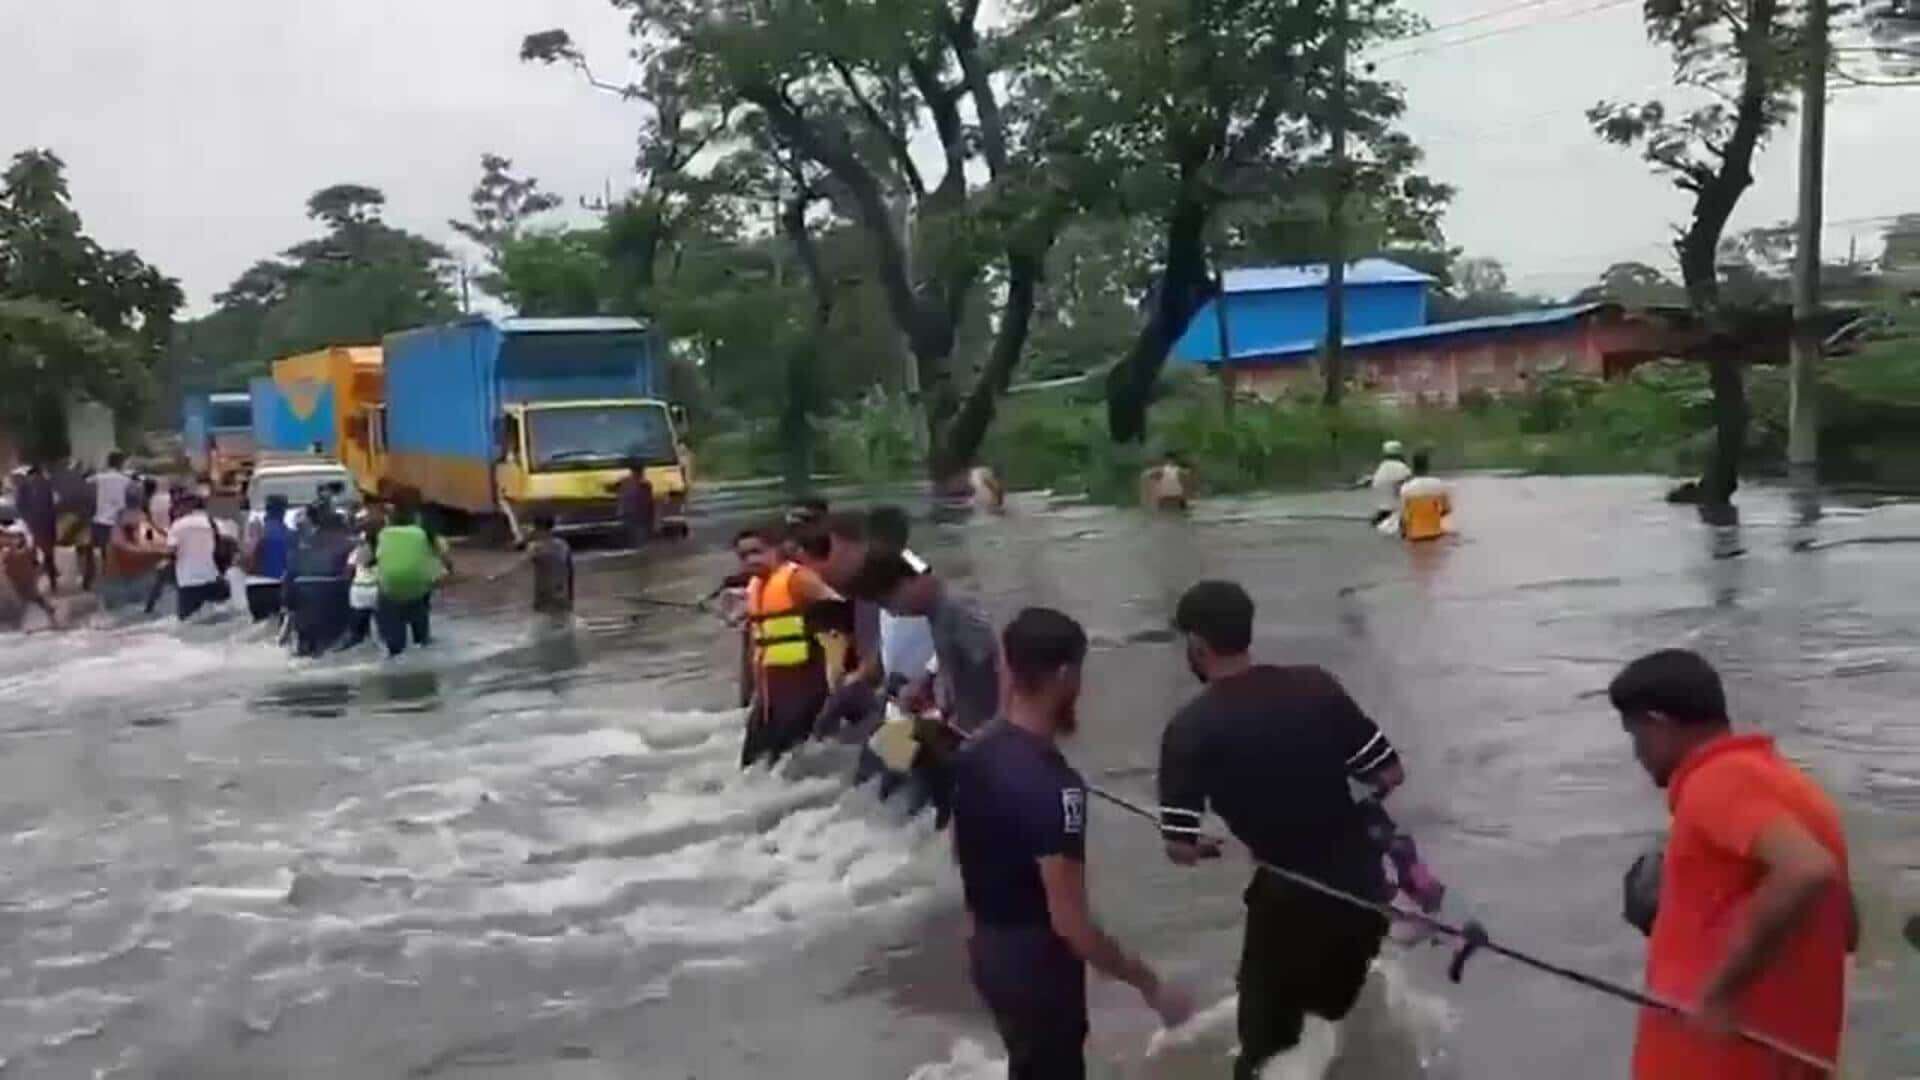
[[952, 607, 1191, 1079], [286, 501, 356, 656], [241, 494, 294, 622], [1609, 649, 1854, 1080], [734, 524, 839, 768], [1158, 580, 1406, 1079], [374, 501, 444, 657]]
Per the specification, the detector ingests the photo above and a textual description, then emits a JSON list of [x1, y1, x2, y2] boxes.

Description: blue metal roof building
[[1171, 258, 1435, 365]]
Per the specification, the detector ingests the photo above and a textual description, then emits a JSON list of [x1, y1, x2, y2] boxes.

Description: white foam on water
[[0, 617, 290, 705], [1146, 991, 1240, 1055], [904, 1038, 1008, 1079], [1256, 1018, 1341, 1080]]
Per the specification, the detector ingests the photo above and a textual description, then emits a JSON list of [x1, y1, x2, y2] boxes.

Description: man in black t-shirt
[[1158, 580, 1406, 1079], [952, 608, 1190, 1080]]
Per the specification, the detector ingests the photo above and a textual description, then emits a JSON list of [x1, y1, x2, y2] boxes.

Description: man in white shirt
[[166, 493, 229, 619], [146, 483, 173, 538], [86, 452, 135, 590], [1366, 441, 1413, 526]]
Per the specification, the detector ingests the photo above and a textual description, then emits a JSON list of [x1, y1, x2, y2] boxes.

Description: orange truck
[[253, 346, 388, 495]]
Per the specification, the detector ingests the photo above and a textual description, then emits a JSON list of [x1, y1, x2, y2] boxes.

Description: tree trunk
[[779, 195, 834, 493], [1105, 189, 1213, 444], [932, 238, 1049, 481], [1700, 349, 1747, 505], [1671, 0, 1775, 509]]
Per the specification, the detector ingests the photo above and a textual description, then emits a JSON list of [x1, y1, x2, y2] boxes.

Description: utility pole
[[1321, 0, 1350, 408], [1787, 0, 1828, 476]]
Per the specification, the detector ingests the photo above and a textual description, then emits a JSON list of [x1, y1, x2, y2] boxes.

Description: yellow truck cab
[[493, 398, 689, 541]]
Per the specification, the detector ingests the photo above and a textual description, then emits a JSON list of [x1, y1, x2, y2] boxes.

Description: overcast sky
[[3, 0, 1915, 312]]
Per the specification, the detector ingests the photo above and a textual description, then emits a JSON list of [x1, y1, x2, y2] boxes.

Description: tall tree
[[177, 184, 458, 384], [521, 30, 738, 318], [451, 154, 563, 301], [1, 149, 181, 452], [1036, 0, 1439, 442], [1572, 260, 1691, 306], [1590, 0, 1802, 506], [529, 0, 1072, 482]]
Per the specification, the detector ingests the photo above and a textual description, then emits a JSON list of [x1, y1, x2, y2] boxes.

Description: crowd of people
[[1, 452, 222, 628], [721, 496, 1853, 1080], [0, 451, 460, 655], [1, 449, 1865, 1079]]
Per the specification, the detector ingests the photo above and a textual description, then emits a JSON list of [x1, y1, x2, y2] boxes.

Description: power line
[[1370, 0, 1641, 64], [1397, 0, 1606, 41]]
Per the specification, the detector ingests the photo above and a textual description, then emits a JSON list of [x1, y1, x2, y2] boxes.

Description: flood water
[[1, 475, 1915, 1079]]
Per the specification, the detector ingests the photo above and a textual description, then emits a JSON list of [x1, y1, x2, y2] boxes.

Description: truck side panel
[[497, 331, 657, 403], [384, 321, 500, 513], [261, 350, 339, 453], [249, 378, 277, 447], [182, 395, 209, 474]]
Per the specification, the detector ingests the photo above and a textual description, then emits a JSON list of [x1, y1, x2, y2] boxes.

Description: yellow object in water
[[868, 703, 922, 772], [817, 630, 850, 687], [1399, 477, 1453, 542]]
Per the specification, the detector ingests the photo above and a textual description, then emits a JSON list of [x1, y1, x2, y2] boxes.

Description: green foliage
[[1572, 261, 1689, 306], [175, 184, 458, 387], [0, 149, 181, 447], [1429, 255, 1552, 321], [495, 229, 610, 316], [451, 154, 563, 299]]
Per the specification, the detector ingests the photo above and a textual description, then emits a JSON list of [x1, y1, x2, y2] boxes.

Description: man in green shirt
[[375, 502, 443, 657]]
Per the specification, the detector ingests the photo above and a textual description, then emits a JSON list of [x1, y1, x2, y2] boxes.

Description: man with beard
[[952, 607, 1190, 1079], [1158, 580, 1406, 1079]]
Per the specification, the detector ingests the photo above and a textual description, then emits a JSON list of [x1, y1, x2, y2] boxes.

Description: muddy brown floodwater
[[0, 474, 1913, 1079]]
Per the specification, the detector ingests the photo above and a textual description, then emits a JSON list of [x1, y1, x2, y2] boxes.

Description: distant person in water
[[526, 514, 575, 617], [166, 493, 230, 619], [616, 458, 656, 547], [1397, 451, 1452, 543], [2, 525, 57, 628], [969, 466, 1006, 513], [1140, 452, 1193, 512], [15, 464, 59, 594], [1366, 441, 1413, 526], [99, 506, 168, 614], [241, 494, 294, 622], [339, 505, 384, 651], [375, 501, 444, 657], [286, 501, 356, 655]]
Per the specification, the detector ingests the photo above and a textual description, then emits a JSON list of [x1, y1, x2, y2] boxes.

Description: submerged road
[[0, 475, 1913, 1078]]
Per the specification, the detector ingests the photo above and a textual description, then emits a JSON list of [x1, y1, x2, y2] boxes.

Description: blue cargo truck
[[382, 316, 689, 541], [182, 390, 256, 493]]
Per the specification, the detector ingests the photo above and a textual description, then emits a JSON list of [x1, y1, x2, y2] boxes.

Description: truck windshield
[[210, 401, 252, 429], [525, 404, 675, 472], [250, 472, 359, 513]]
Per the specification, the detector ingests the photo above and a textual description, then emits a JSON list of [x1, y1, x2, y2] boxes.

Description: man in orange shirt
[[1609, 649, 1854, 1079]]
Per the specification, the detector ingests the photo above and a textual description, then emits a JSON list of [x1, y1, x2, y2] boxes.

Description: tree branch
[[743, 81, 945, 363], [941, 8, 1010, 177], [906, 54, 968, 193], [826, 56, 929, 196]]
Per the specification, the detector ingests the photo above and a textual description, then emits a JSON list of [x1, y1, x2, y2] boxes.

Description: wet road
[[0, 475, 1914, 1078]]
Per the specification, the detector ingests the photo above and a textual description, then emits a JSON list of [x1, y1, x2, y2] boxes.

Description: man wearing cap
[[1366, 441, 1412, 526]]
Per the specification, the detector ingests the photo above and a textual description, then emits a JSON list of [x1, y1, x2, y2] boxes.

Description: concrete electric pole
[[1787, 0, 1828, 476]]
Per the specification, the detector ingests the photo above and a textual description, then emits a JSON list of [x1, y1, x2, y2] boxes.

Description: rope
[[1085, 785, 1836, 1074]]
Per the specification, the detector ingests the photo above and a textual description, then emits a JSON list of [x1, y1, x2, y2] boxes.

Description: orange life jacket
[[746, 562, 811, 669]]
